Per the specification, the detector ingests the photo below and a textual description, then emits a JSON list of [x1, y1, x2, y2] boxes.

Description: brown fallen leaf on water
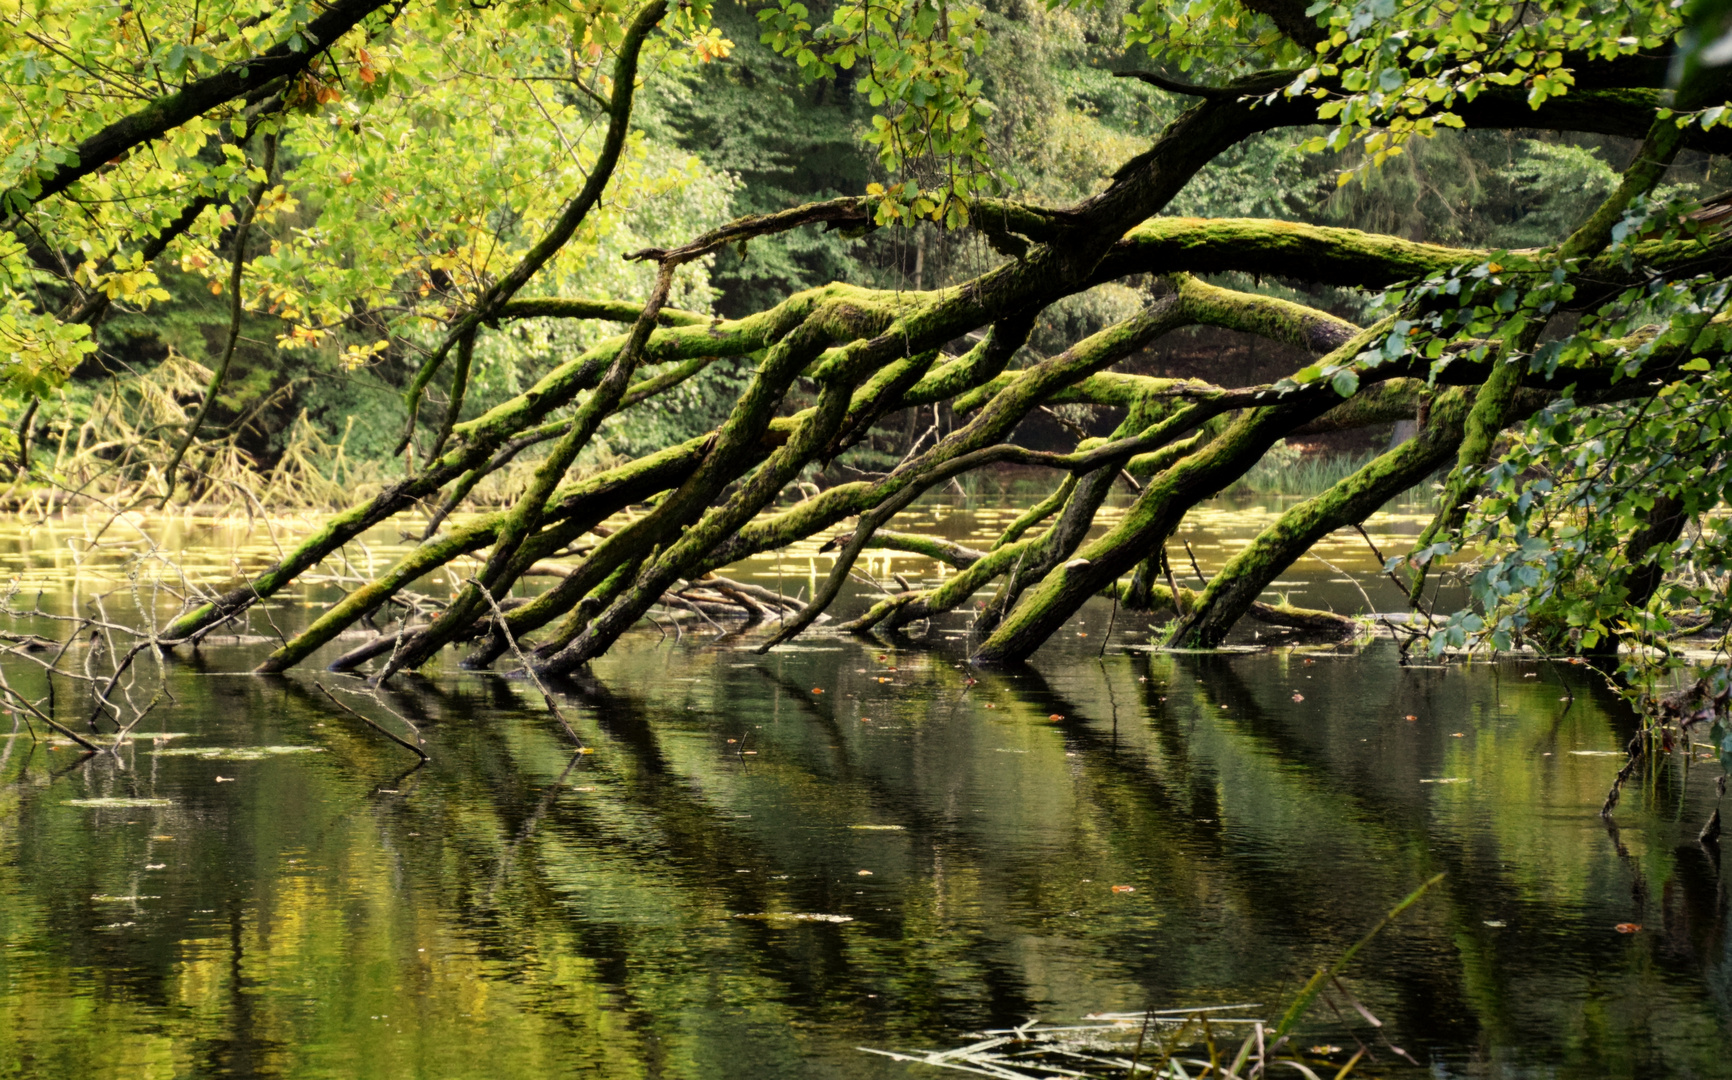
[[876, 655, 888, 662], [1404, 714, 1418, 722], [1291, 693, 1304, 702], [1615, 923, 1643, 933], [1111, 885, 1136, 893]]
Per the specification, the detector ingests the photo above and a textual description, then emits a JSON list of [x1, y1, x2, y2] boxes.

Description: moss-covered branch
[[971, 322, 1389, 665], [1096, 218, 1490, 288]]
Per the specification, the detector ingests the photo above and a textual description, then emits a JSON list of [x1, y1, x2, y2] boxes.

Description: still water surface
[[0, 495, 1727, 1078]]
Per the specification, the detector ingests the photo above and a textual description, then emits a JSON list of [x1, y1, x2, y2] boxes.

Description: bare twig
[[471, 579, 584, 748], [314, 681, 429, 762]]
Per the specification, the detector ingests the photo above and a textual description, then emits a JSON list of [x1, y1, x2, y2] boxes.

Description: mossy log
[[1167, 387, 1474, 648], [253, 436, 706, 673], [969, 322, 1389, 666]]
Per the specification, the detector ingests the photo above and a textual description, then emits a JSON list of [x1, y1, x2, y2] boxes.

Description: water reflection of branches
[[315, 681, 429, 763]]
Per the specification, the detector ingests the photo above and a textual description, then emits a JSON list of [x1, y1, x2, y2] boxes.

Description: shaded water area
[[0, 494, 1728, 1078]]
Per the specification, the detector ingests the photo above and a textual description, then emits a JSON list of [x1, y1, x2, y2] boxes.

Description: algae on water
[[64, 798, 172, 808], [150, 746, 327, 761]]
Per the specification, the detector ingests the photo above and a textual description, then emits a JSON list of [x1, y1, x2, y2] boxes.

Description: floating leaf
[[1615, 923, 1643, 933], [1111, 885, 1136, 893]]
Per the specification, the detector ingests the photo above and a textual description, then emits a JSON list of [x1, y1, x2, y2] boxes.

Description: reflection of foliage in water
[[0, 612, 1725, 1078]]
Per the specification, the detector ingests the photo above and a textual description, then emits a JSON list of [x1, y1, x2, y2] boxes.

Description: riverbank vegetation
[[4, 0, 1732, 741]]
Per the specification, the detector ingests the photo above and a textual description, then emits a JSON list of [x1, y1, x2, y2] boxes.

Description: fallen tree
[[6, 0, 1732, 692]]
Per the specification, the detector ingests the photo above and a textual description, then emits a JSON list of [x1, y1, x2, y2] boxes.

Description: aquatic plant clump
[[864, 1011, 1272, 1079]]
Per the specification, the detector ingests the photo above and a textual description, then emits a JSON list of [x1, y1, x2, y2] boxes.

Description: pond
[[0, 495, 1726, 1079]]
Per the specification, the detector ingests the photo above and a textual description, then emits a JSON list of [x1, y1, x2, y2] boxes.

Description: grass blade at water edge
[[1270, 872, 1445, 1045]]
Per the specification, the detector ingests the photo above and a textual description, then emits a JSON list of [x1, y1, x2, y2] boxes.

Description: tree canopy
[[5, 0, 1732, 731]]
